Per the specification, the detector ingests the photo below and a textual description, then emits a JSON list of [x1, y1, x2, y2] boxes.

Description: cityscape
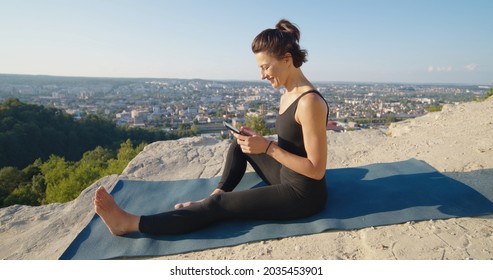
[[0, 74, 490, 135]]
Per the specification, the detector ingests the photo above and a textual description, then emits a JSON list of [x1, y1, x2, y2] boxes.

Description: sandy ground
[[0, 97, 492, 260]]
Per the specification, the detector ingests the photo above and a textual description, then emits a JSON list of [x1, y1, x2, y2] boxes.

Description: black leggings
[[139, 140, 327, 235]]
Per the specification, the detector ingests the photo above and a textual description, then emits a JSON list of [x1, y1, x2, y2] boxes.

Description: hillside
[[0, 97, 492, 260]]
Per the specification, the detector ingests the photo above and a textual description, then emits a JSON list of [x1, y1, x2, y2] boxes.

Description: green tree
[[68, 147, 114, 197], [0, 166, 24, 205], [30, 174, 46, 204], [0, 159, 46, 207], [45, 147, 115, 203], [385, 115, 398, 125], [486, 88, 493, 99], [3, 180, 40, 206], [106, 140, 145, 175], [42, 155, 74, 203], [428, 105, 443, 112], [0, 98, 188, 171], [245, 114, 271, 136], [191, 124, 199, 135], [40, 141, 145, 204], [216, 109, 225, 118]]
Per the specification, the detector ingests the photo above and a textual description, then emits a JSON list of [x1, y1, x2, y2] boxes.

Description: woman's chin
[[270, 81, 281, 88]]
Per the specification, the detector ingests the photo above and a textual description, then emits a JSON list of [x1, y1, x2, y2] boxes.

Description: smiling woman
[[94, 19, 330, 236], [252, 20, 309, 88]]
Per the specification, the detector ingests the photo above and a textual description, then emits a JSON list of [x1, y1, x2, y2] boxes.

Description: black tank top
[[276, 90, 329, 158]]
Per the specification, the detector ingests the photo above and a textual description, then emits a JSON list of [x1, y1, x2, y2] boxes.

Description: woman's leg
[[217, 140, 281, 192], [95, 140, 326, 236], [175, 140, 280, 208], [139, 182, 326, 235]]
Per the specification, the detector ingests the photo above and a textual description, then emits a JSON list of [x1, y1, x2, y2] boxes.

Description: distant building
[[327, 121, 344, 132]]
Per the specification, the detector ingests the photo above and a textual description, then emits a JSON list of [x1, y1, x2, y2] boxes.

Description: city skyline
[[1, 0, 492, 85]]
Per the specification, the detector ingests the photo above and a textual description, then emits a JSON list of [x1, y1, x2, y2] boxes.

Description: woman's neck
[[283, 68, 313, 95]]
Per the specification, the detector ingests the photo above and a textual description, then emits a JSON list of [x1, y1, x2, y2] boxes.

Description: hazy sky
[[1, 0, 492, 84]]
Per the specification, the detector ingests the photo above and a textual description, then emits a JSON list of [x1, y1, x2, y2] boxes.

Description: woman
[[94, 19, 329, 235]]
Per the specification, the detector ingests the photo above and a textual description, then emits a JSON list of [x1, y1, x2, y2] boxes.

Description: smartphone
[[223, 121, 241, 134]]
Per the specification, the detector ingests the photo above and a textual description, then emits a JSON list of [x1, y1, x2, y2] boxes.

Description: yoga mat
[[60, 159, 493, 259]]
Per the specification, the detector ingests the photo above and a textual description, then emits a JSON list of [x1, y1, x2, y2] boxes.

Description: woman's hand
[[239, 126, 256, 136], [233, 126, 271, 154]]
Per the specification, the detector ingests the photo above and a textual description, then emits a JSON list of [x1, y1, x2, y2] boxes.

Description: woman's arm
[[271, 93, 327, 179], [235, 93, 328, 180]]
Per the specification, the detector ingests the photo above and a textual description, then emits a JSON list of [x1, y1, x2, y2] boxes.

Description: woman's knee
[[230, 139, 242, 151]]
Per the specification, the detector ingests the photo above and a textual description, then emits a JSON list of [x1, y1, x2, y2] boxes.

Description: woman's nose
[[260, 70, 268, 80]]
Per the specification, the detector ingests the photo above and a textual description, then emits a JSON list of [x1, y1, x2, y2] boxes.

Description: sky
[[1, 0, 492, 85]]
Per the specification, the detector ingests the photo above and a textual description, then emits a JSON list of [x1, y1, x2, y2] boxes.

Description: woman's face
[[255, 52, 288, 89]]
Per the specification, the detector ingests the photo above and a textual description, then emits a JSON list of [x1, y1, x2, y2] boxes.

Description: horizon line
[[0, 72, 491, 87]]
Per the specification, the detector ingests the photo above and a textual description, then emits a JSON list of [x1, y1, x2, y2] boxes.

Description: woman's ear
[[284, 53, 292, 63], [283, 53, 293, 68]]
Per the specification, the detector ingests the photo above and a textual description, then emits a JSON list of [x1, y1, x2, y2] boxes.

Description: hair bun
[[275, 19, 301, 42], [252, 19, 307, 67]]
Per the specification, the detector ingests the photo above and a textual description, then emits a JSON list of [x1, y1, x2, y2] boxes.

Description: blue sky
[[1, 0, 491, 84]]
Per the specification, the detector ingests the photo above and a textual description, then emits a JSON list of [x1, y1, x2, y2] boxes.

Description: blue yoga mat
[[60, 159, 493, 259]]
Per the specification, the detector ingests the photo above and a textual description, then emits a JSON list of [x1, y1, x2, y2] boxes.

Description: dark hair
[[251, 19, 308, 68]]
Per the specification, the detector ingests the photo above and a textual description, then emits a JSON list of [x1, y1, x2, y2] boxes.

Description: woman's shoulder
[[298, 90, 327, 108], [296, 90, 328, 122]]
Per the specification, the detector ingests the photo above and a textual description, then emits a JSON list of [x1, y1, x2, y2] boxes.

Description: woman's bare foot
[[174, 199, 203, 209], [174, 189, 225, 209], [94, 187, 140, 235]]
